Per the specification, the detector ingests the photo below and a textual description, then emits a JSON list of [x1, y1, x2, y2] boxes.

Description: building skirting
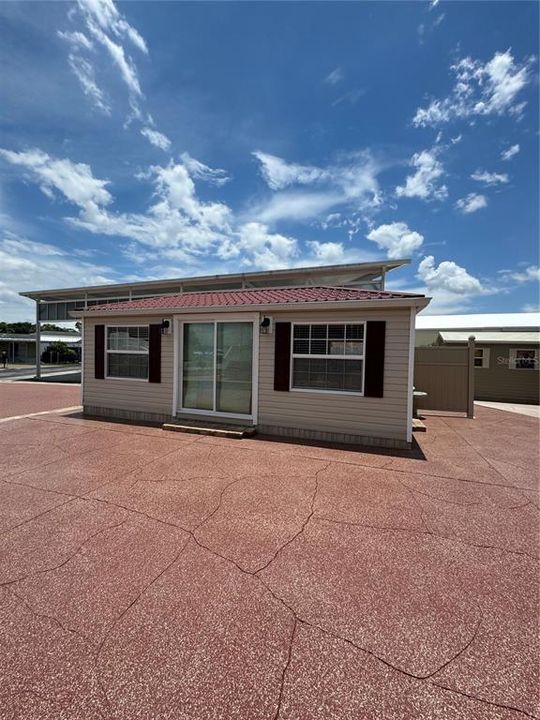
[[256, 424, 410, 450], [84, 406, 410, 450], [83, 405, 172, 425]]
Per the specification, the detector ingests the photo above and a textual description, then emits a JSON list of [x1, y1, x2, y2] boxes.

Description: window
[[291, 323, 364, 393], [106, 326, 149, 380], [509, 348, 538, 370], [474, 348, 490, 368]]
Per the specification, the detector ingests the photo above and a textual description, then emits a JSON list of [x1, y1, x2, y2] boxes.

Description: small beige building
[[75, 283, 429, 448], [437, 331, 540, 404]]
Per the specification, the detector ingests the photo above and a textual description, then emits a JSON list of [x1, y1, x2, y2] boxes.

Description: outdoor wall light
[[260, 316, 273, 334], [160, 319, 171, 334]]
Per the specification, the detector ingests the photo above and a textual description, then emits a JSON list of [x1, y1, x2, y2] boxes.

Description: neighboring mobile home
[[75, 284, 428, 448], [0, 331, 81, 364], [437, 331, 540, 405], [415, 313, 540, 405]]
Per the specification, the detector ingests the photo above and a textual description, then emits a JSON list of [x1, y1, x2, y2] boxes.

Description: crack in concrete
[[429, 680, 539, 719], [313, 515, 430, 535], [313, 513, 539, 561], [0, 517, 130, 588], [43, 485, 509, 711], [2, 417, 536, 716], [6, 586, 91, 646], [397, 480, 482, 507], [439, 417, 539, 495], [0, 491, 79, 538], [272, 616, 297, 720], [253, 463, 331, 575], [94, 534, 191, 716], [193, 475, 251, 534]]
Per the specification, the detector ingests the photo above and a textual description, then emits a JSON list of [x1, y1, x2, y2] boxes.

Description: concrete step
[[162, 421, 257, 439], [412, 418, 427, 432]]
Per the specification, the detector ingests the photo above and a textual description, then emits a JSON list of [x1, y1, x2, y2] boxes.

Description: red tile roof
[[86, 286, 424, 313]]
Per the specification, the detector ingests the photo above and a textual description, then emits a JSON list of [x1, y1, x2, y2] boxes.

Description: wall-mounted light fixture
[[160, 319, 171, 335], [260, 316, 273, 334]]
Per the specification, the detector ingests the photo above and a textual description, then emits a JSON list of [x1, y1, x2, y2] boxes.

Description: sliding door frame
[[172, 313, 259, 423]]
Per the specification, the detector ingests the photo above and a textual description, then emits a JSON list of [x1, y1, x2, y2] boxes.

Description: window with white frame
[[474, 347, 490, 368], [509, 348, 538, 370], [106, 326, 149, 379], [291, 323, 364, 393]]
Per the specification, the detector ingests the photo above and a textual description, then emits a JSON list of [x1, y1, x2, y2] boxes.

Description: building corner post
[[35, 301, 41, 380], [467, 335, 475, 419]]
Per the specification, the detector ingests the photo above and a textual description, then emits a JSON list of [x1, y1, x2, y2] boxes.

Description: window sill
[[104, 375, 149, 382], [290, 387, 364, 397]]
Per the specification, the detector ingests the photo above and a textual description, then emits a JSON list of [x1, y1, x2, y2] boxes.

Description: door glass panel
[[182, 323, 215, 411], [216, 322, 253, 414]]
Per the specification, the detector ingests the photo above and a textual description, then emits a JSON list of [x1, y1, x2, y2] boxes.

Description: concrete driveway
[[0, 405, 538, 719], [0, 382, 81, 419]]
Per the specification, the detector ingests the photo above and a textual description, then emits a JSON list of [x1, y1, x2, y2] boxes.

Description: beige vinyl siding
[[83, 306, 414, 444], [257, 307, 412, 443], [474, 343, 539, 404], [83, 316, 174, 419]]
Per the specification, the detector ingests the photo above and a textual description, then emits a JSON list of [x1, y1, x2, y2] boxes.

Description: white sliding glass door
[[181, 320, 254, 418]]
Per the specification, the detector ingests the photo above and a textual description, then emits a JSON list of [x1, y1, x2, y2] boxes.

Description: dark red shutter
[[274, 322, 291, 391], [94, 325, 105, 379], [364, 321, 385, 398], [148, 324, 161, 383]]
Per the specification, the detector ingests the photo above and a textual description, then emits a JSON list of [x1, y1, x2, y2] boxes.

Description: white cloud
[[58, 0, 169, 150], [450, 134, 462, 144], [87, 21, 142, 98], [251, 150, 381, 224], [324, 67, 343, 85], [0, 148, 232, 261], [501, 143, 520, 161], [418, 12, 445, 43], [429, 0, 440, 8], [367, 222, 424, 259], [253, 151, 327, 190], [252, 191, 341, 225], [395, 148, 447, 201], [67, 54, 111, 114], [141, 127, 171, 151], [522, 303, 540, 313], [307, 240, 345, 264], [470, 169, 509, 186], [58, 30, 94, 50], [331, 89, 365, 107], [77, 0, 148, 54], [0, 232, 114, 321], [180, 153, 231, 186], [413, 50, 533, 127], [218, 222, 298, 270], [455, 192, 488, 214], [502, 265, 540, 283], [0, 148, 113, 209], [0, 146, 382, 282], [418, 255, 484, 294]]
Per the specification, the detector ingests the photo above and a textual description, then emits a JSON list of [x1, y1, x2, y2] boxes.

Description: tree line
[[0, 322, 81, 334]]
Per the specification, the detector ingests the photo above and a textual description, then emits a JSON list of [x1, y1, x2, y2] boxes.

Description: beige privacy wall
[[83, 316, 175, 420], [83, 306, 413, 443], [257, 307, 412, 443]]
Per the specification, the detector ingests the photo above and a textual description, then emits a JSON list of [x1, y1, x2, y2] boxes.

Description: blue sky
[[0, 0, 538, 321]]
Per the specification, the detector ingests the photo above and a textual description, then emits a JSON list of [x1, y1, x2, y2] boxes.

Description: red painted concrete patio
[[0, 399, 538, 719], [0, 382, 80, 419]]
